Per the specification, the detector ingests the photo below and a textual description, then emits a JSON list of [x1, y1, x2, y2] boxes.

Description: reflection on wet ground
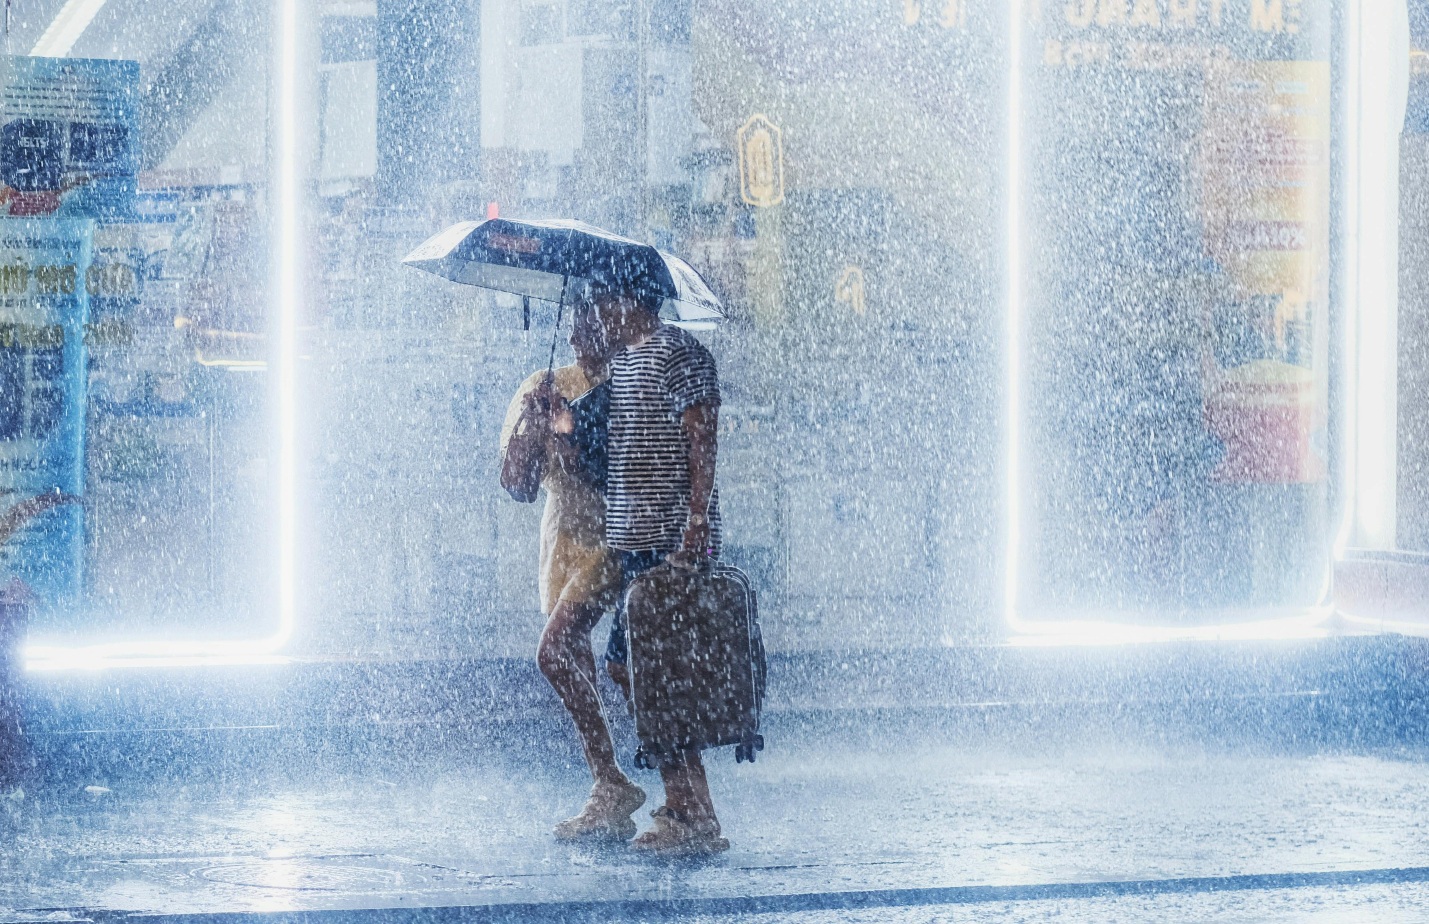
[[4, 719, 1429, 922]]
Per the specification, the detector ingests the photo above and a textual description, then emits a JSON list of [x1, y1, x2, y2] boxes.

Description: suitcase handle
[[664, 552, 716, 575]]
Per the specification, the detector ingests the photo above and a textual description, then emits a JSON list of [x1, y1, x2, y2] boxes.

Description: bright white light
[[27, 651, 292, 672], [1006, 609, 1335, 648], [24, 628, 295, 671], [1335, 0, 1361, 559], [1004, 0, 1023, 629], [24, 0, 302, 672], [1347, 0, 1409, 552], [30, 0, 107, 57], [273, 0, 301, 654], [1335, 0, 1410, 555]]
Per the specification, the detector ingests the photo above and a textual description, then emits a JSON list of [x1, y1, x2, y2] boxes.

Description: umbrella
[[402, 217, 725, 376]]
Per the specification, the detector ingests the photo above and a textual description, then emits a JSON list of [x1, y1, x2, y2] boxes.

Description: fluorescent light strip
[[27, 652, 292, 672], [1007, 609, 1335, 647], [30, 0, 107, 57], [1334, 0, 1412, 555], [24, 0, 301, 672], [1004, 0, 1023, 629], [274, 0, 300, 653], [1348, 0, 1405, 551], [1334, 0, 1361, 559]]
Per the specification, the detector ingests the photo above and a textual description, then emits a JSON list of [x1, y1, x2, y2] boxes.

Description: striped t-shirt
[[605, 324, 723, 553]]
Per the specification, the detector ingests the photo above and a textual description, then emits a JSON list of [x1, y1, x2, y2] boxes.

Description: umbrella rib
[[546, 226, 578, 383], [547, 272, 570, 382]]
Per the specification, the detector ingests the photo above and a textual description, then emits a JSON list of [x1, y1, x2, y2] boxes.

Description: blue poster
[[0, 219, 92, 610], [0, 56, 138, 220]]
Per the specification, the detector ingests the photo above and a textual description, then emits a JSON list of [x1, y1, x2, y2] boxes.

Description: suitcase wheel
[[735, 735, 765, 764]]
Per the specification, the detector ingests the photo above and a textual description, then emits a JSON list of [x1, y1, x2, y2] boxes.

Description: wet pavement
[[4, 715, 1429, 922], [678, 883, 1429, 924]]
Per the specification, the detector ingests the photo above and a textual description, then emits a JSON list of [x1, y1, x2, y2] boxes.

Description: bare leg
[[683, 750, 717, 823], [538, 601, 629, 787], [605, 662, 717, 828], [661, 749, 718, 831]]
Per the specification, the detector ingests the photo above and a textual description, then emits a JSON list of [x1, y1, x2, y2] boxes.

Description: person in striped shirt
[[591, 285, 729, 857]]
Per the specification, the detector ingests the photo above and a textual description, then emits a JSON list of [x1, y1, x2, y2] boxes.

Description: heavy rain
[[0, 0, 1428, 921]]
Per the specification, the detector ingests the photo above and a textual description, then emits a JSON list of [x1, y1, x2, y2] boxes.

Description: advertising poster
[[1199, 59, 1331, 485], [1030, 0, 1332, 488], [0, 219, 93, 610], [0, 56, 138, 220]]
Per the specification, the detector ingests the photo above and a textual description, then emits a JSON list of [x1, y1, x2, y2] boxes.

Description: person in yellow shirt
[[499, 301, 646, 841]]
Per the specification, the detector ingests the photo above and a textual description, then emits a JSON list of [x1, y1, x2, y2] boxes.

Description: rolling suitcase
[[623, 561, 766, 768]]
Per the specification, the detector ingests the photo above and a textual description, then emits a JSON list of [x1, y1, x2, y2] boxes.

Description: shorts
[[604, 549, 672, 665]]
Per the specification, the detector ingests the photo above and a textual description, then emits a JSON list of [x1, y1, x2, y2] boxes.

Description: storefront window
[[1015, 1, 1335, 626], [0, 7, 274, 663], [0, 0, 1361, 663]]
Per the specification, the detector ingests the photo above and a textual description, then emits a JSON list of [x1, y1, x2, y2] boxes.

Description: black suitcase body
[[623, 561, 766, 767]]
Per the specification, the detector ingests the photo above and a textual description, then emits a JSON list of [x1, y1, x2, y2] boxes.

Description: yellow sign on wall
[[903, 0, 968, 28], [835, 265, 866, 316], [737, 114, 785, 208]]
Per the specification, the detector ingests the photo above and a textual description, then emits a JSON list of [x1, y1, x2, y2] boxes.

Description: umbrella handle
[[546, 273, 569, 383]]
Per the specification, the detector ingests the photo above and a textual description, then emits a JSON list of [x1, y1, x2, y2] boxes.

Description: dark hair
[[588, 282, 662, 316]]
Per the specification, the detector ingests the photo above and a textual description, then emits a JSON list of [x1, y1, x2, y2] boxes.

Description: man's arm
[[672, 401, 718, 565]]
